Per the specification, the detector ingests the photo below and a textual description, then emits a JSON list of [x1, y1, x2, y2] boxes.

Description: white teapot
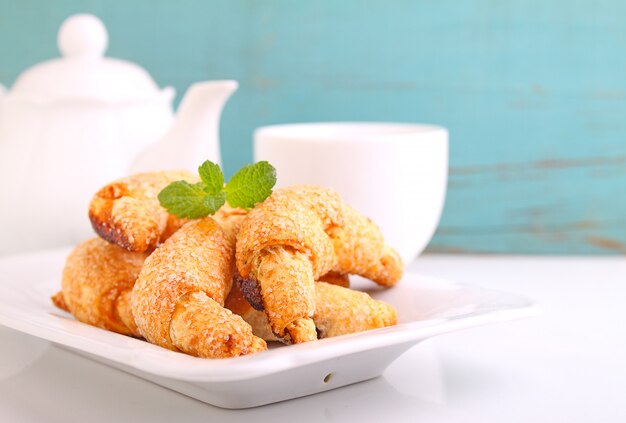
[[0, 14, 238, 255]]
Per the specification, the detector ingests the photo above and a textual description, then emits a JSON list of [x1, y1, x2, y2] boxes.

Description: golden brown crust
[[115, 290, 140, 336], [318, 271, 350, 288], [88, 171, 196, 252], [212, 205, 248, 250], [253, 246, 317, 343], [236, 186, 342, 279], [132, 217, 266, 358], [170, 291, 266, 358], [235, 185, 402, 343], [232, 271, 349, 310], [313, 282, 397, 338], [235, 186, 343, 342], [328, 204, 404, 287], [51, 291, 69, 312], [225, 282, 280, 342], [225, 281, 397, 342], [132, 218, 233, 349], [60, 238, 148, 336]]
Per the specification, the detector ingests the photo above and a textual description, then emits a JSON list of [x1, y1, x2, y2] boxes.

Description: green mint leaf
[[158, 181, 225, 219], [201, 191, 227, 214], [197, 160, 224, 195], [158, 159, 276, 218], [224, 161, 276, 210]]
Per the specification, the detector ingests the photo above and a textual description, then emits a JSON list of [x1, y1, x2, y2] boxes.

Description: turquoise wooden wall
[[2, 1, 625, 254]]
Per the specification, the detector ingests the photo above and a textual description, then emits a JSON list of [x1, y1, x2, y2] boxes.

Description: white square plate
[[0, 248, 538, 408]]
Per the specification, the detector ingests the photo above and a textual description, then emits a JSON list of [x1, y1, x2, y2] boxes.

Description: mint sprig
[[158, 160, 276, 219]]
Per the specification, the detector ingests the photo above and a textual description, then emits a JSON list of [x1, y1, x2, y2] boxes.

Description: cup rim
[[254, 122, 447, 143]]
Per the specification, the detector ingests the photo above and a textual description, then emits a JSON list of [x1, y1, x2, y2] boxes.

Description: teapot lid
[[10, 14, 166, 103]]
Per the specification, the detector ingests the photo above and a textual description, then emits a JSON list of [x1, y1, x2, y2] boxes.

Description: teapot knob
[[58, 14, 108, 59]]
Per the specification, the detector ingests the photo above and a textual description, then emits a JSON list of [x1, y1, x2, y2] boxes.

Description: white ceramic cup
[[254, 122, 448, 264]]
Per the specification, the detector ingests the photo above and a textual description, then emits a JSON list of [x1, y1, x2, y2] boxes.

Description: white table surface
[[1, 255, 624, 422]]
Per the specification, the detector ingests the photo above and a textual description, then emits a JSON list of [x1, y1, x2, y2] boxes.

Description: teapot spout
[[131, 80, 238, 173]]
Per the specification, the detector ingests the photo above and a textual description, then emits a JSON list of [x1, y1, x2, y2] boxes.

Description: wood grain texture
[[0, 0, 624, 254]]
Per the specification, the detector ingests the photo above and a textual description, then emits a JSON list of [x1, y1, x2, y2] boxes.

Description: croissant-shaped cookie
[[55, 237, 148, 336], [236, 185, 403, 344], [225, 280, 397, 342], [89, 171, 196, 252], [132, 218, 266, 358], [236, 186, 343, 343]]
